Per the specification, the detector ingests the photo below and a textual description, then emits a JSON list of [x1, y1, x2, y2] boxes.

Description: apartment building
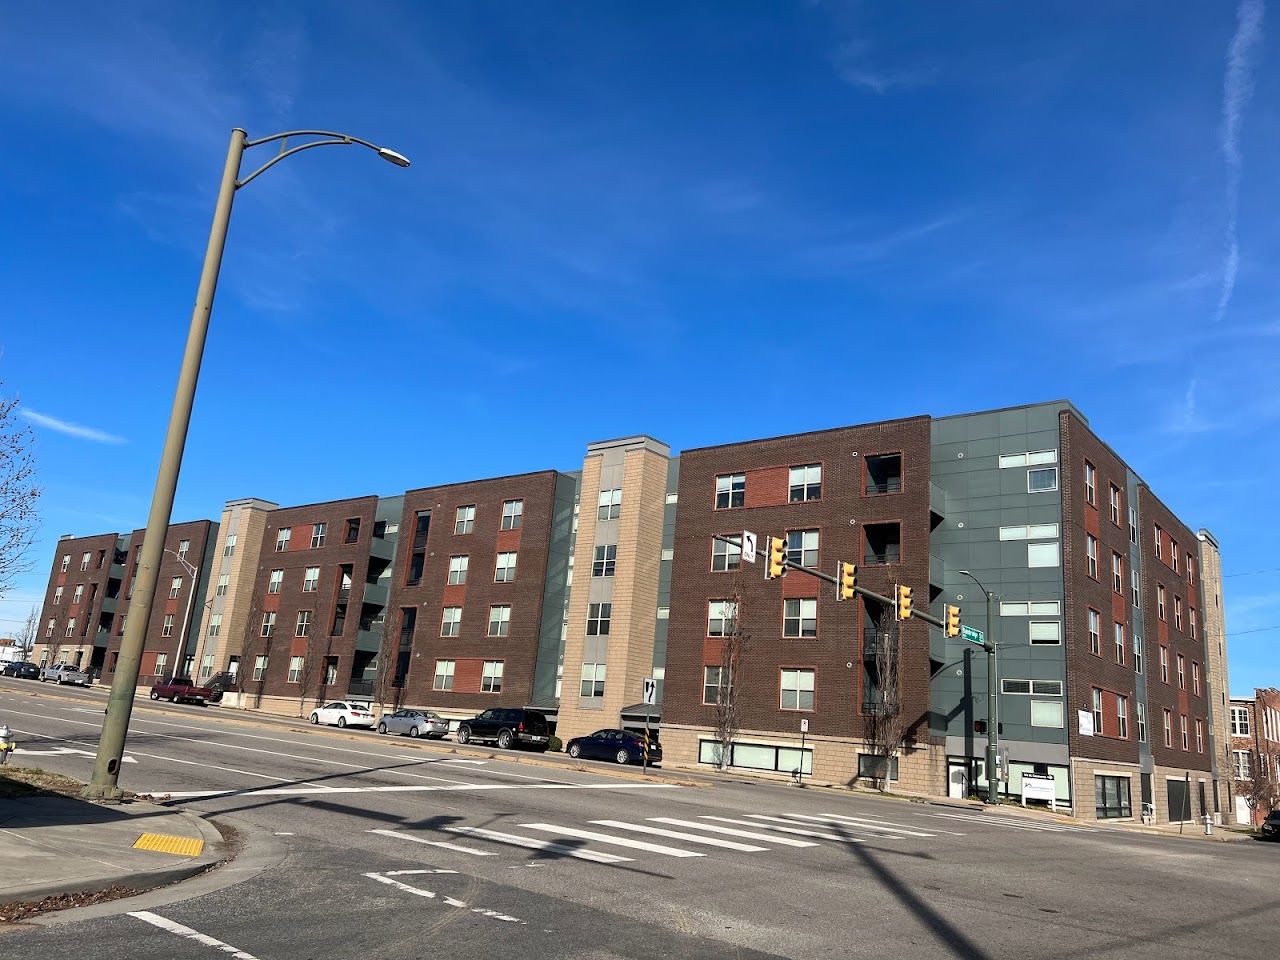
[[31, 532, 128, 673], [1229, 688, 1280, 826]]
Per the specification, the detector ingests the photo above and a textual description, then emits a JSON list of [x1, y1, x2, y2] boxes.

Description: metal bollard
[[1204, 815, 1213, 836]]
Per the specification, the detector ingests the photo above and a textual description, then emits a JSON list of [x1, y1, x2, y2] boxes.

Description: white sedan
[[309, 701, 376, 729]]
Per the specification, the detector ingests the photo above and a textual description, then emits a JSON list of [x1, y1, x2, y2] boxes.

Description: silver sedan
[[377, 709, 450, 739]]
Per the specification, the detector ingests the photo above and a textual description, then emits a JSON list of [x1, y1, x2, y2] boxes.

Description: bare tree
[[17, 604, 39, 657], [863, 600, 905, 792], [712, 574, 748, 771], [238, 590, 275, 710], [0, 383, 40, 600], [1235, 747, 1280, 824], [373, 612, 401, 718]]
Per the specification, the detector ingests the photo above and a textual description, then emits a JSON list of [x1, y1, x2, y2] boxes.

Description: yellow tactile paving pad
[[132, 832, 205, 857]]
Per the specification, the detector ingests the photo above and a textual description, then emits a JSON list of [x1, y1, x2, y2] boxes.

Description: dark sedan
[[566, 728, 661, 766], [1, 662, 40, 679], [1260, 809, 1280, 841]]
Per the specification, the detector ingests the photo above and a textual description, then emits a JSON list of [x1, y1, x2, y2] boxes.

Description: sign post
[[642, 678, 657, 774], [798, 718, 809, 784]]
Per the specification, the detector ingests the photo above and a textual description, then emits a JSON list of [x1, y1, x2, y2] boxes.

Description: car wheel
[[615, 749, 631, 765], [149, 690, 160, 700], [568, 744, 582, 759], [457, 726, 472, 745], [377, 723, 387, 735], [497, 729, 514, 750], [170, 695, 178, 703], [310, 713, 319, 724], [408, 726, 421, 738], [337, 717, 347, 728]]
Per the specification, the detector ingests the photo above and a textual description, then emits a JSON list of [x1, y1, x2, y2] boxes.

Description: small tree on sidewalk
[[863, 600, 905, 792], [1236, 748, 1280, 823], [712, 576, 748, 771], [17, 604, 39, 658]]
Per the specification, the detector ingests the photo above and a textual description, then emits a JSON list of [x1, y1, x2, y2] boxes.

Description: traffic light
[[945, 604, 961, 638], [974, 719, 987, 734], [766, 536, 787, 579], [837, 561, 857, 601], [895, 584, 914, 621]]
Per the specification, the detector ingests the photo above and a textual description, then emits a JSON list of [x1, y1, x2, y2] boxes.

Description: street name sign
[[960, 625, 985, 646]]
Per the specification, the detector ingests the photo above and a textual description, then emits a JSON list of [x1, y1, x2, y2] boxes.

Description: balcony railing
[[865, 480, 902, 495], [348, 679, 375, 698], [864, 551, 901, 565]]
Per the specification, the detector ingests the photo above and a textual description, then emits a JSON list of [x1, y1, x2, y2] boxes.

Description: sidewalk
[[0, 768, 227, 913]]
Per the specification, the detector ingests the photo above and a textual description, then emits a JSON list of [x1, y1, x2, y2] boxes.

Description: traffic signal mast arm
[[712, 534, 948, 629]]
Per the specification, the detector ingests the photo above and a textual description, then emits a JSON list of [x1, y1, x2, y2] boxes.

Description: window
[[253, 656, 268, 682], [1114, 622, 1125, 665], [780, 668, 815, 711], [787, 529, 820, 568], [1095, 775, 1132, 819], [1086, 535, 1098, 579], [454, 505, 476, 535], [864, 523, 901, 565], [999, 523, 1060, 541], [789, 464, 822, 502], [207, 614, 222, 637], [487, 605, 511, 637], [1027, 541, 1061, 568], [783, 598, 818, 638], [1029, 621, 1062, 644], [1084, 461, 1097, 505], [177, 538, 191, 560], [698, 739, 813, 775], [1137, 702, 1148, 742], [1231, 706, 1251, 736], [597, 488, 622, 520], [1092, 688, 1104, 734], [447, 555, 469, 585], [440, 607, 462, 636], [587, 602, 611, 636], [1000, 601, 1061, 616], [703, 665, 724, 705], [715, 473, 745, 509], [998, 450, 1057, 468], [1189, 607, 1197, 640], [200, 655, 214, 680], [288, 656, 305, 683], [501, 500, 523, 530], [1174, 596, 1183, 630], [1187, 555, 1195, 586], [1195, 718, 1204, 753], [53, 585, 63, 605], [1180, 714, 1189, 750], [261, 612, 276, 638], [1109, 485, 1121, 525], [1163, 709, 1173, 747], [162, 614, 175, 638], [211, 573, 227, 597], [303, 567, 319, 592], [311, 523, 326, 549], [1027, 467, 1058, 493], [1001, 679, 1063, 695], [1129, 507, 1138, 544], [707, 600, 738, 637], [494, 552, 517, 582], [865, 453, 902, 494], [1171, 544, 1179, 572], [60, 554, 70, 573], [1031, 701, 1064, 728], [1117, 696, 1129, 739], [1177, 654, 1185, 689], [345, 518, 361, 543], [1131, 568, 1140, 607], [481, 660, 504, 693], [580, 662, 606, 698], [296, 611, 312, 637], [72, 584, 84, 604], [433, 660, 455, 691], [1154, 525, 1163, 556], [1088, 609, 1101, 655], [80, 551, 91, 571], [268, 569, 283, 594], [1133, 633, 1143, 674], [592, 544, 617, 577], [45, 618, 54, 638], [64, 617, 76, 637], [712, 536, 742, 572], [1112, 553, 1124, 595], [1159, 646, 1169, 683], [1191, 661, 1200, 696], [1233, 749, 1253, 779], [323, 658, 338, 686], [273, 527, 290, 552], [153, 653, 168, 677], [1157, 585, 1166, 620]]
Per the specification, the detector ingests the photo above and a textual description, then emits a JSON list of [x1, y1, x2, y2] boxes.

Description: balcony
[[361, 581, 389, 610], [865, 454, 902, 496], [347, 679, 375, 699]]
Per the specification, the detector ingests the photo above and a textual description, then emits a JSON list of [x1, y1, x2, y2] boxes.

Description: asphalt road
[[1, 677, 1277, 960]]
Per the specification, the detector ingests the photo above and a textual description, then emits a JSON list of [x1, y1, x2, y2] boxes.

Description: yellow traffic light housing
[[896, 584, 914, 621], [766, 536, 787, 579], [945, 603, 961, 638], [837, 561, 857, 601]]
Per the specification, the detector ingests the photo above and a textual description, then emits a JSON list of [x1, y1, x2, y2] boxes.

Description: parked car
[[456, 708, 550, 751], [378, 709, 450, 739], [149, 675, 215, 704], [310, 701, 376, 729], [566, 728, 662, 766], [39, 663, 90, 686], [1260, 809, 1280, 841], [1, 661, 40, 680]]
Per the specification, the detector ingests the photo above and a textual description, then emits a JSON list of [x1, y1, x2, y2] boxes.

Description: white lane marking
[[926, 812, 1070, 832], [521, 823, 705, 858], [589, 820, 767, 852], [444, 826, 633, 863], [385, 868, 459, 876], [163, 782, 680, 799], [648, 817, 817, 848], [274, 832, 294, 836], [730, 815, 870, 843], [369, 829, 496, 856], [15, 745, 136, 763], [794, 813, 942, 838], [129, 910, 262, 959], [364, 873, 524, 923]]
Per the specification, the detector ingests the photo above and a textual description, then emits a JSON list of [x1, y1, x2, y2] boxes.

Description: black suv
[[456, 708, 551, 751], [1260, 808, 1280, 841]]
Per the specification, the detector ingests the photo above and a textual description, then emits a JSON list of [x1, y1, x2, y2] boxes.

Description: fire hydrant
[[1204, 814, 1214, 836], [0, 724, 15, 766]]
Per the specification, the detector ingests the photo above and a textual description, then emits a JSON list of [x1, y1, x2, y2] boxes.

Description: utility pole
[[958, 569, 1000, 805]]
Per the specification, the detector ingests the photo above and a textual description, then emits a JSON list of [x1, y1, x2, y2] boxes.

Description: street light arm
[[237, 138, 361, 188], [243, 130, 380, 150], [237, 130, 410, 188]]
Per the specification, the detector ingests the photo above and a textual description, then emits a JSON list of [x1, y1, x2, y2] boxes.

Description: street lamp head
[[958, 569, 971, 576], [376, 147, 411, 168]]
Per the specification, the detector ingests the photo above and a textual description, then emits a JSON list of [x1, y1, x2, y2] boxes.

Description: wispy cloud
[[1214, 0, 1265, 323], [789, 211, 966, 273], [832, 41, 938, 94], [1166, 378, 1215, 434], [20, 409, 126, 444]]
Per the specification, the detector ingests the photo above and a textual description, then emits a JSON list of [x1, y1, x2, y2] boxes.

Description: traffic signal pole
[[983, 589, 999, 805]]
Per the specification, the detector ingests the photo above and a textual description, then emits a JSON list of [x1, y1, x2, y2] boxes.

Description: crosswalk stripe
[[926, 812, 1067, 832], [444, 826, 634, 863], [522, 823, 705, 858], [785, 813, 936, 838], [730, 815, 868, 843], [368, 828, 495, 856], [590, 820, 768, 852], [648, 817, 817, 847]]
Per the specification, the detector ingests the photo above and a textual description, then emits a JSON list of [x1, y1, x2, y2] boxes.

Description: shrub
[[547, 735, 563, 753]]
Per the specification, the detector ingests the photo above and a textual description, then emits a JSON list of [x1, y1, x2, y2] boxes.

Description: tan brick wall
[[557, 455, 602, 740], [190, 500, 274, 679]]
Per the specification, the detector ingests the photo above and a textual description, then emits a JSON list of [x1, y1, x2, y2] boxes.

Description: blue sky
[[0, 2, 1276, 693]]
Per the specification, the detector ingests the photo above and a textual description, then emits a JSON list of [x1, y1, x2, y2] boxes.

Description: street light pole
[[165, 549, 199, 677], [83, 129, 409, 801], [959, 570, 1000, 805]]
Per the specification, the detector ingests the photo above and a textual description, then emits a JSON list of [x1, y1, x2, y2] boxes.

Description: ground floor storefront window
[[698, 739, 813, 775], [1095, 774, 1132, 819]]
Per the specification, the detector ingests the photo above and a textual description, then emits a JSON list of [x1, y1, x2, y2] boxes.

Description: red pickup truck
[[149, 675, 215, 705]]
